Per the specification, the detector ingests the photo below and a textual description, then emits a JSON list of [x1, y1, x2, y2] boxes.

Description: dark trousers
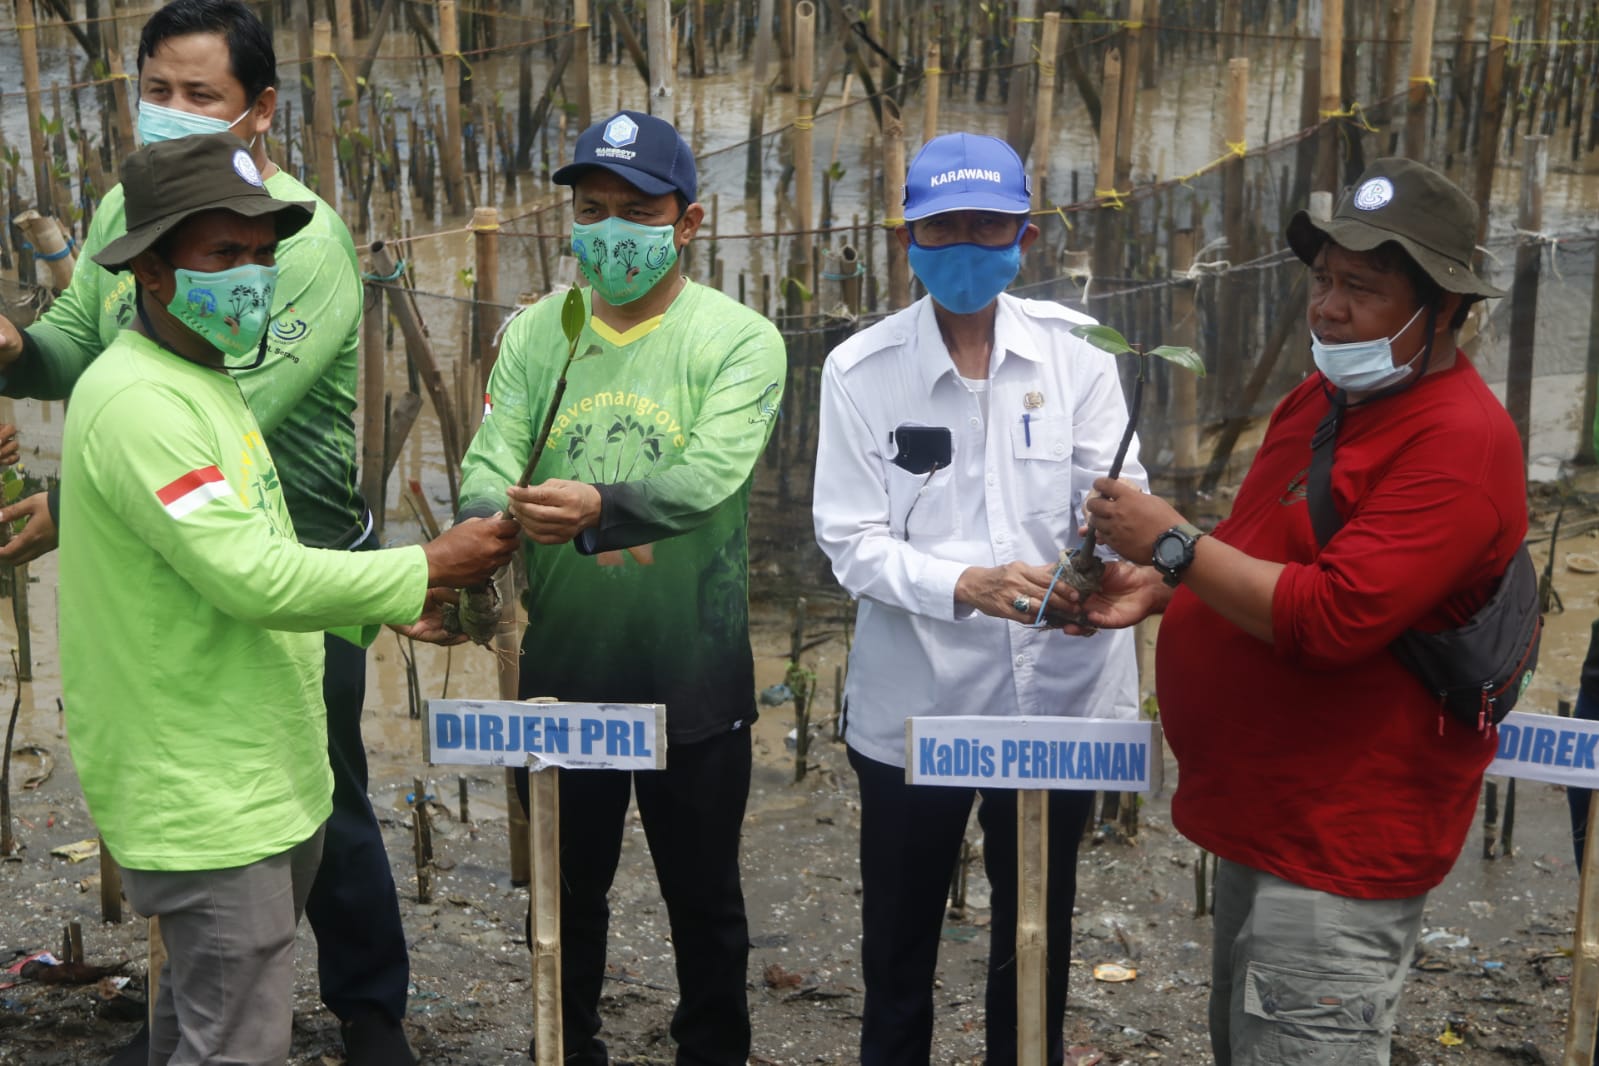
[[1570, 619, 1599, 1058], [304, 632, 411, 1024], [849, 747, 1093, 1066], [516, 727, 753, 1066]]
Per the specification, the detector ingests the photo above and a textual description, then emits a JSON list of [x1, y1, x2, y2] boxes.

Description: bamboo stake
[[1115, 0, 1143, 188], [1581, 216, 1599, 466], [15, 213, 74, 287], [17, 0, 51, 215], [526, 698, 563, 1066], [1030, 14, 1060, 212], [745, 0, 774, 201], [1016, 790, 1049, 1066], [334, 0, 358, 131], [1567, 790, 1599, 1064], [1505, 135, 1545, 465], [99, 837, 122, 922], [1473, 0, 1513, 252], [1318, 0, 1345, 195], [148, 917, 166, 1032], [646, 0, 675, 110], [439, 0, 468, 215], [1219, 58, 1250, 413], [573, 0, 593, 130], [361, 284, 387, 540], [922, 39, 941, 144], [1005, 0, 1038, 157], [794, 2, 816, 295], [1095, 50, 1123, 205], [882, 98, 909, 309], [312, 20, 339, 208], [103, 0, 134, 160], [473, 206, 501, 382], [1379, 0, 1404, 111], [1403, 0, 1437, 160]]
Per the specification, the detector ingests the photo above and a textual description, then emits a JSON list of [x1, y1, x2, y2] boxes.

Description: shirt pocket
[[1008, 413, 1074, 518], [886, 465, 956, 540]]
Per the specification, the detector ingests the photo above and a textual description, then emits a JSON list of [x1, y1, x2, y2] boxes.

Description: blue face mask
[[906, 229, 1024, 315], [1311, 303, 1427, 393], [137, 99, 254, 145]]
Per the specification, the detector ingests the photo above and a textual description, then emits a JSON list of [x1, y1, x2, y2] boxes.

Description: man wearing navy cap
[[456, 110, 786, 1064], [812, 132, 1145, 1063]]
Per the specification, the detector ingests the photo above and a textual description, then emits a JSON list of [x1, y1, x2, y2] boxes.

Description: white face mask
[[1311, 304, 1429, 393], [137, 99, 254, 146]]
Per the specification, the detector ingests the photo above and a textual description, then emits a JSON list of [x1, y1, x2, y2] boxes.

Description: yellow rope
[[793, 116, 814, 131], [925, 66, 943, 75], [443, 50, 475, 80], [1094, 187, 1127, 210], [1408, 74, 1437, 97], [881, 216, 906, 228], [1318, 102, 1379, 132], [1173, 140, 1248, 187]]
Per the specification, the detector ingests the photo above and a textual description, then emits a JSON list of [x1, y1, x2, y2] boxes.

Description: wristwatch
[[1151, 523, 1204, 587]]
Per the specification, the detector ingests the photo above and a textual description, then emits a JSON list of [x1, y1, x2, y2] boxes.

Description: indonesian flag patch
[[156, 466, 230, 519], [483, 392, 493, 419]]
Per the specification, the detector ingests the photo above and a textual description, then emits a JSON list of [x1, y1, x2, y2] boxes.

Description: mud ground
[[1, 482, 1597, 1065]]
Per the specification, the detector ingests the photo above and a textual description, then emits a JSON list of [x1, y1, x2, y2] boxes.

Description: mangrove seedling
[[1043, 324, 1204, 625]]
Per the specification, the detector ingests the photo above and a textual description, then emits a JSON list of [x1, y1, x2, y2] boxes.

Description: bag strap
[[1307, 389, 1348, 547]]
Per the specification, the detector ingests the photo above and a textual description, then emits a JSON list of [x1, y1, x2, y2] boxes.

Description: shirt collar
[[913, 293, 1042, 397]]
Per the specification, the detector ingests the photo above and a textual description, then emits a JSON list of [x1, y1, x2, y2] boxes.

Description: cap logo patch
[[930, 167, 1003, 187], [1352, 177, 1394, 211], [232, 148, 263, 187], [603, 115, 640, 148]]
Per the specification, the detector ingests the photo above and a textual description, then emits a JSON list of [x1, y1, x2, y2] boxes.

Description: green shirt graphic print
[[459, 282, 786, 744]]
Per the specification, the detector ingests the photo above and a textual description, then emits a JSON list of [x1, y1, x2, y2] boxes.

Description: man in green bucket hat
[[1066, 156, 1525, 1065]]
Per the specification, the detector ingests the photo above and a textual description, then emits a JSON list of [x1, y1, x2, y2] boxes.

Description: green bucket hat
[[94, 131, 314, 272], [1286, 157, 1505, 300]]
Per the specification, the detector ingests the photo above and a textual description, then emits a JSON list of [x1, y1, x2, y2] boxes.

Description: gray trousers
[[1210, 859, 1426, 1066], [122, 827, 326, 1066]]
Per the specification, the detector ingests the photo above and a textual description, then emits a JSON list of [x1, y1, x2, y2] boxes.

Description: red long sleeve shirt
[[1158, 354, 1525, 899]]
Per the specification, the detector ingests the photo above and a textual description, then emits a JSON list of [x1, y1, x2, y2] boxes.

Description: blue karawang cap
[[553, 110, 698, 203], [903, 133, 1031, 222]]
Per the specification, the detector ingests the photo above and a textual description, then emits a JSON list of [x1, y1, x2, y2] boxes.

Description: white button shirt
[[813, 294, 1145, 768]]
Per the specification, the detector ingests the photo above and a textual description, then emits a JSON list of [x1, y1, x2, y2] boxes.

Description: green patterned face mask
[[169, 262, 278, 364], [571, 217, 680, 305]]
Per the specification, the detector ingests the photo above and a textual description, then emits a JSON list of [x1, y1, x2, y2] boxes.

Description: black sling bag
[[1307, 392, 1540, 733]]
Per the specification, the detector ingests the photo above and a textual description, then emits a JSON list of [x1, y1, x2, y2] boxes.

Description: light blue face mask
[[137, 99, 254, 145], [1311, 303, 1428, 393], [906, 227, 1025, 315]]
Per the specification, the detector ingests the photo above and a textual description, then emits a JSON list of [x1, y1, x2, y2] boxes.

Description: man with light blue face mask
[[812, 132, 1145, 1065], [0, 2, 425, 1063], [1071, 158, 1524, 1065]]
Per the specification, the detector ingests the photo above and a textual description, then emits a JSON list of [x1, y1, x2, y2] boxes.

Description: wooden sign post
[[906, 716, 1157, 1064], [426, 698, 667, 1066]]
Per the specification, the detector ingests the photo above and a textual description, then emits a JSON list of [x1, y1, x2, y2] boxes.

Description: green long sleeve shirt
[[458, 282, 785, 743], [60, 331, 427, 871]]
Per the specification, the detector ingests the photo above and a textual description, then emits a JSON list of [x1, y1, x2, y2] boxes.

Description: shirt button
[[1053, 442, 1066, 455], [986, 473, 997, 486], [1014, 655, 1027, 667], [969, 417, 981, 428]]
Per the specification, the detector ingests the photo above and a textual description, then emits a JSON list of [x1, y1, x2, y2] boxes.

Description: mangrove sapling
[[448, 288, 591, 644], [1044, 324, 1204, 626]]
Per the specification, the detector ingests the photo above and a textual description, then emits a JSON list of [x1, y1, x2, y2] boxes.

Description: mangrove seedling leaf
[[1070, 324, 1135, 356], [1147, 345, 1207, 376], [561, 287, 587, 346]]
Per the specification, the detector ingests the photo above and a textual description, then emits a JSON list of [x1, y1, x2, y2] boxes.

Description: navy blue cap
[[553, 110, 697, 203], [904, 133, 1031, 222]]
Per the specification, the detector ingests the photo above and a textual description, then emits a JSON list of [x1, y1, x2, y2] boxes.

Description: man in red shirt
[[1065, 158, 1523, 1064]]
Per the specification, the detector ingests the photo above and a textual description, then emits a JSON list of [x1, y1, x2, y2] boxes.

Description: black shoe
[[342, 1010, 418, 1066], [105, 1022, 150, 1066]]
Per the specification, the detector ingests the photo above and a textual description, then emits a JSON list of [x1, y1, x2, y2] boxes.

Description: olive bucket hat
[[94, 131, 314, 272], [1286, 157, 1505, 299]]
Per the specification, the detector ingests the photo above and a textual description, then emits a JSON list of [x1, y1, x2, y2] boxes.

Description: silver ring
[[1012, 595, 1031, 614]]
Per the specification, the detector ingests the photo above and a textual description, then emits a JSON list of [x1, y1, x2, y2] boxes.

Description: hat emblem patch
[[1352, 177, 1394, 211], [603, 115, 640, 148], [232, 148, 263, 187]]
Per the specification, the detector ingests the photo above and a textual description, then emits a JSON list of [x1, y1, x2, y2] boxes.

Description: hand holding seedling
[[1082, 476, 1185, 565], [506, 479, 602, 544]]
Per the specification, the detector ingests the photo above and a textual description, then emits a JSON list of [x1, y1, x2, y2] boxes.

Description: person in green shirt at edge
[[0, 3, 430, 1063], [455, 110, 786, 1065], [56, 131, 519, 1066]]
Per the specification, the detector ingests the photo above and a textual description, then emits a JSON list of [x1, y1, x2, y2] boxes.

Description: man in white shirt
[[812, 132, 1144, 1065]]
